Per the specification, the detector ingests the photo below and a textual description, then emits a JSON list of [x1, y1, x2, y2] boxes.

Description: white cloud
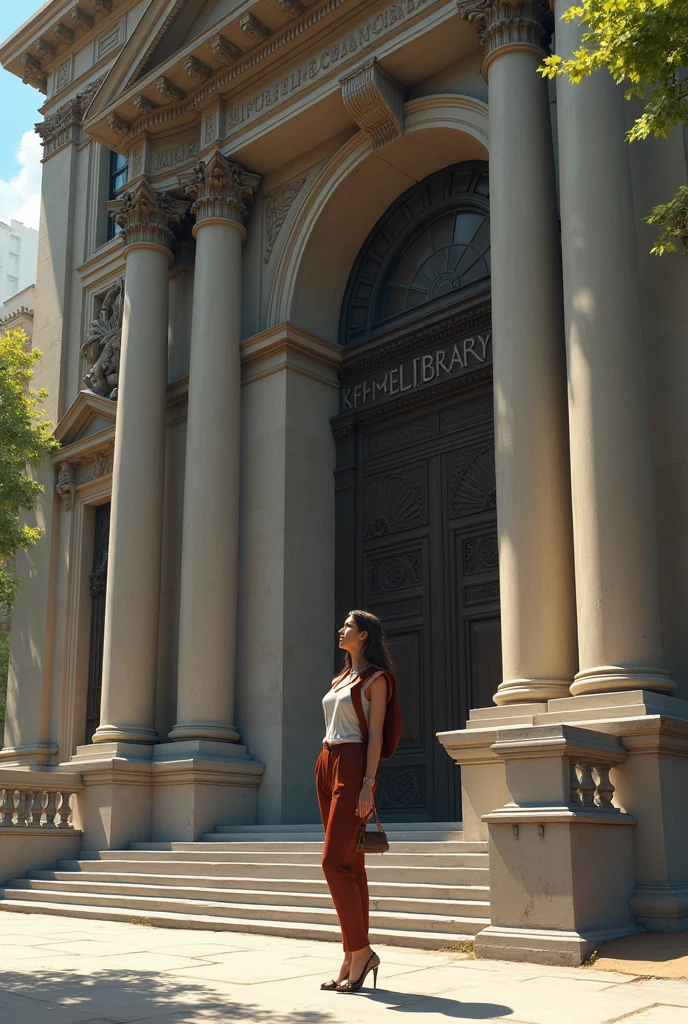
[[0, 131, 42, 231]]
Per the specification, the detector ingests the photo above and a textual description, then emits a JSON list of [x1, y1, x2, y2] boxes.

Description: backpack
[[350, 667, 403, 760]]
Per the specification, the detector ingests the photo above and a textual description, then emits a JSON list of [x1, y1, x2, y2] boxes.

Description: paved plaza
[[1, 912, 687, 1023]]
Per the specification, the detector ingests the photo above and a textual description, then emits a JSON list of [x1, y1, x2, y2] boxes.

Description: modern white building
[[0, 219, 38, 304]]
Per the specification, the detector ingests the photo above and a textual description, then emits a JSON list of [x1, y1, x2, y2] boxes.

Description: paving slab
[[1, 911, 688, 1023]]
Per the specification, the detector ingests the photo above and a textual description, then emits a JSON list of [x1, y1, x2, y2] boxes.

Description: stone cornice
[[106, 177, 189, 252], [457, 0, 549, 72], [35, 75, 105, 156], [179, 151, 260, 234]]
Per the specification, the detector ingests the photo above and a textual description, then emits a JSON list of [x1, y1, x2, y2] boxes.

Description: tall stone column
[[554, 4, 675, 696], [459, 0, 578, 705], [93, 180, 188, 744], [168, 153, 259, 746]]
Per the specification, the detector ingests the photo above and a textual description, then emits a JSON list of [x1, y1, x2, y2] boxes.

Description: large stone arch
[[267, 94, 490, 341]]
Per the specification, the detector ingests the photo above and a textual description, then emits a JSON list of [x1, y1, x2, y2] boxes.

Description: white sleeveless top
[[322, 676, 370, 745]]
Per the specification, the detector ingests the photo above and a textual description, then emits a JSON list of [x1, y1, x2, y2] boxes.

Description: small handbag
[[356, 802, 389, 854]]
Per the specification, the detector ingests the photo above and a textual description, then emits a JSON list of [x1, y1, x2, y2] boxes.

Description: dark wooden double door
[[344, 387, 501, 821]]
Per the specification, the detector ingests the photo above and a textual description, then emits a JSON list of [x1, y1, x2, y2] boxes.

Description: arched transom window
[[341, 162, 490, 345]]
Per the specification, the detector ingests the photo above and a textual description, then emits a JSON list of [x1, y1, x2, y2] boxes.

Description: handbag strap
[[372, 800, 384, 834]]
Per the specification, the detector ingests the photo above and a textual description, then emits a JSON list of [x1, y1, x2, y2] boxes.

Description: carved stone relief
[[107, 178, 189, 250], [56, 444, 114, 510], [241, 13, 269, 43], [463, 533, 499, 576], [448, 444, 496, 518], [35, 76, 105, 156], [458, 0, 549, 64], [180, 151, 260, 230], [369, 551, 421, 594], [279, 0, 305, 16], [264, 174, 307, 263], [363, 464, 428, 539], [376, 765, 425, 809], [154, 140, 198, 171], [81, 282, 124, 400], [340, 58, 406, 150], [56, 463, 76, 511]]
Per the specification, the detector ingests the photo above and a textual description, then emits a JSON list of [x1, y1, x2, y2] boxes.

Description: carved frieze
[[340, 58, 405, 150], [35, 77, 105, 155], [210, 34, 241, 65], [20, 54, 47, 92], [154, 140, 198, 171], [81, 282, 123, 400], [279, 0, 305, 16], [184, 56, 211, 82], [56, 444, 115, 510], [107, 178, 189, 251], [240, 13, 269, 43], [264, 173, 307, 263], [180, 151, 260, 231], [71, 7, 94, 32], [457, 0, 549, 68]]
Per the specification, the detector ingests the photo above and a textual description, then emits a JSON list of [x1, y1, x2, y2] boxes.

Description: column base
[[167, 722, 241, 743], [69, 741, 154, 763], [494, 677, 572, 706], [475, 923, 637, 967], [153, 739, 249, 761], [571, 665, 676, 697], [631, 884, 688, 932], [92, 723, 159, 744]]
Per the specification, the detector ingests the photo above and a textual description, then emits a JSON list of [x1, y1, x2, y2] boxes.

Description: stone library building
[[0, 0, 686, 965]]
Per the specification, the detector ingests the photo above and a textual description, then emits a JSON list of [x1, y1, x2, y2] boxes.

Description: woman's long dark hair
[[336, 609, 394, 681]]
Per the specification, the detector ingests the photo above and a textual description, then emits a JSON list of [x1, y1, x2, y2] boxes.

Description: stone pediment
[[54, 390, 117, 448]]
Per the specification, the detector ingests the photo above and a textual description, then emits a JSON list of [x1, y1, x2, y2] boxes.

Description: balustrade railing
[[0, 772, 83, 830], [569, 761, 619, 810]]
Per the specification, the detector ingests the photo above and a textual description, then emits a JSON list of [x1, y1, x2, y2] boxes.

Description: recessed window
[[107, 150, 128, 240], [6, 275, 19, 294], [9, 235, 20, 255]]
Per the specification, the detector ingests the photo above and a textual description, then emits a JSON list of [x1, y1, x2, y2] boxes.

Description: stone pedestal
[[459, 0, 577, 706], [554, 1, 675, 697]]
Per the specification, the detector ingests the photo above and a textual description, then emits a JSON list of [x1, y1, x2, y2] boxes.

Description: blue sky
[[0, 2, 52, 229]]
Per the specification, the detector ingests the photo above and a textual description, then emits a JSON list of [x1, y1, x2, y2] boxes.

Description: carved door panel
[[86, 502, 110, 743], [351, 391, 500, 821]]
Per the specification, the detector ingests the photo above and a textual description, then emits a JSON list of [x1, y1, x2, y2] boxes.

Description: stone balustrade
[[569, 761, 618, 811], [0, 770, 83, 830]]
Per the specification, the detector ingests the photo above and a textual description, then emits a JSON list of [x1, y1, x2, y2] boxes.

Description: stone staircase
[[0, 822, 490, 948]]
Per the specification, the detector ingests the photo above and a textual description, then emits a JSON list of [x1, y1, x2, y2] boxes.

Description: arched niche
[[267, 94, 489, 342]]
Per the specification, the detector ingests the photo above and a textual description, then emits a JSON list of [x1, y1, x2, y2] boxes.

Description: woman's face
[[338, 615, 367, 654]]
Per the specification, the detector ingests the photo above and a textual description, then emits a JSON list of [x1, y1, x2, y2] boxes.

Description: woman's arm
[[357, 673, 388, 819]]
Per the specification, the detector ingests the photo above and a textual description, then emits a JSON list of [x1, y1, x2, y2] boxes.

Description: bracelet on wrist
[[362, 776, 375, 785]]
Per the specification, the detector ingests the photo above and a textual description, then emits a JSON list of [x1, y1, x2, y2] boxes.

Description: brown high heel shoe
[[321, 974, 348, 991], [337, 951, 380, 992]]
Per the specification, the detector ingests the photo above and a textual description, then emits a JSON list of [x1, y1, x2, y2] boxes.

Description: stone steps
[[0, 822, 491, 948]]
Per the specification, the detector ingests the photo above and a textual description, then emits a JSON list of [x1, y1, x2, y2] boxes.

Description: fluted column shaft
[[460, 0, 578, 704], [554, 5, 674, 696], [169, 153, 259, 743], [94, 180, 188, 744]]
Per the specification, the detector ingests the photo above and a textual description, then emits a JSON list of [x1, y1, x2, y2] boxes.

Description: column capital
[[179, 151, 261, 236], [107, 178, 189, 254], [458, 0, 549, 73]]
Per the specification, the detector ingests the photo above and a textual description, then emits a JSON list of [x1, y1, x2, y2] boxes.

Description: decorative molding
[[240, 13, 269, 43], [71, 7, 95, 32], [340, 58, 405, 150], [210, 34, 241, 64], [264, 173, 307, 263], [56, 463, 76, 511], [184, 56, 211, 82], [55, 56, 73, 93], [156, 76, 185, 101], [279, 0, 305, 16], [56, 443, 115, 510], [457, 0, 549, 69], [91, 0, 113, 12], [35, 39, 56, 59], [107, 178, 189, 251], [95, 19, 124, 62], [363, 464, 428, 539], [81, 281, 123, 400], [20, 53, 47, 92], [180, 151, 260, 233], [54, 22, 75, 46], [107, 112, 131, 136], [133, 94, 156, 114], [448, 444, 496, 518], [35, 76, 105, 156]]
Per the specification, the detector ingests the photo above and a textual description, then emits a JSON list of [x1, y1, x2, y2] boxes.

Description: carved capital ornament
[[180, 152, 260, 236], [106, 178, 189, 253], [457, 0, 549, 73]]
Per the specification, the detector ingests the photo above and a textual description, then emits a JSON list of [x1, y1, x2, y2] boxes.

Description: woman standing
[[316, 609, 397, 993]]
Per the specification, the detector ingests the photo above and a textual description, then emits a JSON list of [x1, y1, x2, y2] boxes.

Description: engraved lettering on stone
[[340, 58, 405, 150], [81, 282, 123, 400], [264, 173, 307, 262], [154, 140, 198, 170], [448, 444, 496, 518], [210, 34, 241, 64], [363, 464, 428, 539], [241, 13, 269, 43], [184, 56, 212, 82]]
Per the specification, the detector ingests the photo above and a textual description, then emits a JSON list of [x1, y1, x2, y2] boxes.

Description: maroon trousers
[[315, 742, 370, 952]]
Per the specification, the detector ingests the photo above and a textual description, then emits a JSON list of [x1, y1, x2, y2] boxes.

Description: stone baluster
[[553, 2, 675, 697], [92, 180, 189, 746], [1, 789, 14, 826], [15, 789, 29, 825], [56, 792, 71, 829], [28, 791, 43, 827], [43, 791, 58, 827], [459, 0, 578, 704], [168, 153, 259, 748]]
